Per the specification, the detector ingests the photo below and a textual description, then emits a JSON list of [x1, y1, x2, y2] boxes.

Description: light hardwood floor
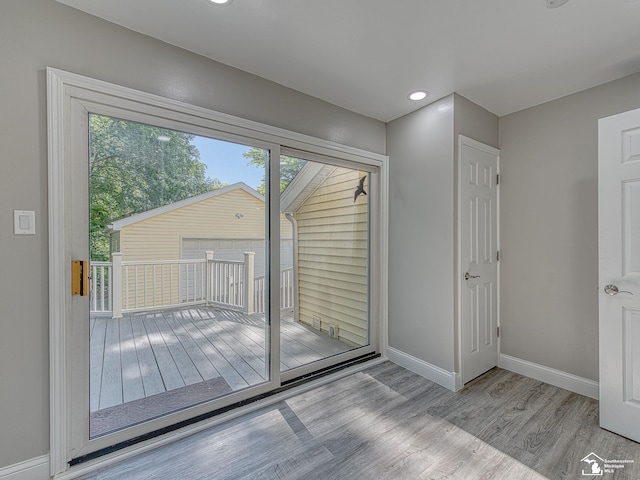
[[78, 362, 640, 480]]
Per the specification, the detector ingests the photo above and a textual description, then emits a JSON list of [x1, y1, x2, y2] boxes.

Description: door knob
[[604, 284, 634, 296], [464, 272, 480, 280]]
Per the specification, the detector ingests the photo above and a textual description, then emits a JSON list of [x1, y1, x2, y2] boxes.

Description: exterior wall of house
[[0, 0, 385, 469], [119, 189, 295, 262], [295, 168, 369, 347], [117, 189, 292, 310]]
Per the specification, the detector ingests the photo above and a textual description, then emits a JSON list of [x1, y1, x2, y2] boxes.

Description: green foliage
[[207, 177, 229, 190], [89, 115, 209, 260], [243, 148, 306, 195]]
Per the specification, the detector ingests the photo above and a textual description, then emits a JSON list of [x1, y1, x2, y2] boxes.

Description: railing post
[[112, 252, 123, 319], [205, 251, 214, 304], [244, 252, 255, 314]]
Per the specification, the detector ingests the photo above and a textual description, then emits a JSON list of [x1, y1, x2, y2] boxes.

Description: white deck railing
[[90, 251, 294, 318], [254, 268, 294, 314], [121, 258, 208, 313], [91, 262, 112, 313]]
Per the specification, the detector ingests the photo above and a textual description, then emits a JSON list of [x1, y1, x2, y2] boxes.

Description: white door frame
[[456, 135, 501, 387], [47, 67, 389, 477]]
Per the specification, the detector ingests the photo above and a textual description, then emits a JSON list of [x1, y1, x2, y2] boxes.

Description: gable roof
[[109, 182, 263, 231], [280, 162, 337, 213]]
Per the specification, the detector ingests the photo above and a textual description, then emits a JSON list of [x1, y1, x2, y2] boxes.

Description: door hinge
[[497, 250, 501, 262], [497, 326, 500, 338], [496, 173, 500, 185]]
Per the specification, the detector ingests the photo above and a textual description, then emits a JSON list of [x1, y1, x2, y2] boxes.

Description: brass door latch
[[72, 260, 90, 296]]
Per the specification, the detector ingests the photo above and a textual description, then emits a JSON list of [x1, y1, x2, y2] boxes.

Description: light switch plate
[[14, 210, 35, 235]]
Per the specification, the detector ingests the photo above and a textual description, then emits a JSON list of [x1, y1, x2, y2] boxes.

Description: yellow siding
[[295, 168, 369, 347], [119, 189, 291, 261], [117, 188, 291, 310]]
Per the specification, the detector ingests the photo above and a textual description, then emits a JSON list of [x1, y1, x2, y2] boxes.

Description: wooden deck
[[90, 306, 353, 415]]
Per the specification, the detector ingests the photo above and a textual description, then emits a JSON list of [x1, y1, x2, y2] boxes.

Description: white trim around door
[[457, 135, 501, 386]]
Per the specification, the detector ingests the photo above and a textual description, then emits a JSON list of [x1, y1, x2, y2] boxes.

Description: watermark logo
[[581, 452, 635, 476], [581, 453, 604, 476]]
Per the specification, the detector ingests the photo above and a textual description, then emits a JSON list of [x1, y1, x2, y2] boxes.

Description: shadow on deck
[[89, 305, 353, 437]]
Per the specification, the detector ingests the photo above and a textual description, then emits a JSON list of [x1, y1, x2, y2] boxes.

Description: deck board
[[90, 305, 355, 416], [119, 317, 145, 404], [163, 311, 221, 381], [130, 316, 165, 398], [143, 315, 186, 392], [174, 310, 249, 391], [155, 314, 203, 386], [191, 314, 265, 386], [99, 318, 123, 409], [89, 317, 107, 412]]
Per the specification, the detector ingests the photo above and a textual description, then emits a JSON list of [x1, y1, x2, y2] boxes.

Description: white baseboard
[[387, 347, 461, 392], [499, 353, 599, 400], [0, 455, 49, 480]]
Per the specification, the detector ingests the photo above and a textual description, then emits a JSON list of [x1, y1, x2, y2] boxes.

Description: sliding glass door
[[88, 114, 272, 438], [48, 69, 383, 470]]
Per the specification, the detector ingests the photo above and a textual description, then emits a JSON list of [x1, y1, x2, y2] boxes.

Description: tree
[[243, 148, 306, 195], [89, 114, 209, 260], [207, 177, 229, 190]]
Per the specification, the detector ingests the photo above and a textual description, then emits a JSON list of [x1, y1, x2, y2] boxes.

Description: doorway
[[458, 135, 500, 385], [598, 106, 640, 443]]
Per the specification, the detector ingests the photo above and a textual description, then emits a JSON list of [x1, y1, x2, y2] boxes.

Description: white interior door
[[598, 107, 640, 442], [459, 136, 500, 384]]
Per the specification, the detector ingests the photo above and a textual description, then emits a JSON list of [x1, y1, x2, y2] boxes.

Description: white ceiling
[[56, 0, 640, 122]]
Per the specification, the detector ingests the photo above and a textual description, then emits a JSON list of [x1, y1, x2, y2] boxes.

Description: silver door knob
[[465, 272, 480, 280], [604, 284, 634, 296]]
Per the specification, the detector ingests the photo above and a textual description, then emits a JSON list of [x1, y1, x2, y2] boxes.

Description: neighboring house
[[106, 182, 293, 313], [109, 182, 293, 277]]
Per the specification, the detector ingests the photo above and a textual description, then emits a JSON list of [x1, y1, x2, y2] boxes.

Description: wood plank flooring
[[90, 306, 353, 412], [79, 362, 640, 480]]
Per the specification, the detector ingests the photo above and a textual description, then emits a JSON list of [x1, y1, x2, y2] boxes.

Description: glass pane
[[279, 155, 370, 372], [88, 114, 269, 438]]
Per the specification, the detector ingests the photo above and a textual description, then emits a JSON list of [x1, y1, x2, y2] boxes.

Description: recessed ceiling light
[[409, 90, 429, 101], [209, 0, 232, 4]]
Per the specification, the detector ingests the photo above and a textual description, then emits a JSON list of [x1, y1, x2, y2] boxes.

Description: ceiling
[[56, 0, 640, 122]]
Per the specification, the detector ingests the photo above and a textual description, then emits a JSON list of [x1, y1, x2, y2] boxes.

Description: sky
[[191, 135, 264, 190]]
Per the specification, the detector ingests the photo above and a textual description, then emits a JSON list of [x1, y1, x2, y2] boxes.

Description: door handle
[[72, 260, 90, 296], [464, 272, 480, 280], [604, 284, 634, 296]]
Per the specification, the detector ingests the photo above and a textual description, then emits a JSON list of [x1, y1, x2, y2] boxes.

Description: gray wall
[[387, 95, 455, 370], [387, 94, 498, 372], [499, 72, 640, 381], [0, 0, 385, 468]]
